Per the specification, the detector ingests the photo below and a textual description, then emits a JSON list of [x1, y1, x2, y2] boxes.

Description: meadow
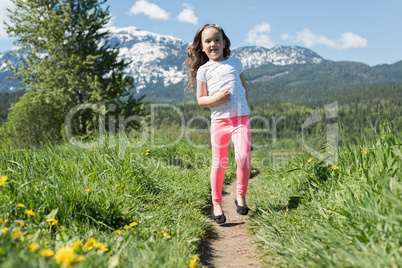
[[0, 135, 234, 267], [1, 117, 400, 267], [0, 91, 401, 267], [248, 119, 401, 267]]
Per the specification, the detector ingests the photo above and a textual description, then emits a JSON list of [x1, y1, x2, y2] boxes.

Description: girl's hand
[[215, 88, 231, 103]]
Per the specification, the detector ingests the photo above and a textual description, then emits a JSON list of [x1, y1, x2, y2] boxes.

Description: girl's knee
[[235, 153, 251, 168]]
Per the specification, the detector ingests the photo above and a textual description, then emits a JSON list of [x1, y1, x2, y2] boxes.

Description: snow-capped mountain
[[232, 46, 324, 69], [0, 26, 326, 93], [107, 26, 188, 91]]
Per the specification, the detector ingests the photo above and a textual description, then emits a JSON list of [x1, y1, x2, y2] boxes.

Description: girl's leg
[[231, 116, 251, 205], [210, 118, 231, 206]]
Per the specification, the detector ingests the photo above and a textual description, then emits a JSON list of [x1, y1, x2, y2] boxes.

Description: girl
[[184, 24, 251, 224]]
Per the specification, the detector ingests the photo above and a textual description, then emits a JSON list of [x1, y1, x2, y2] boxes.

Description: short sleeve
[[196, 66, 207, 83]]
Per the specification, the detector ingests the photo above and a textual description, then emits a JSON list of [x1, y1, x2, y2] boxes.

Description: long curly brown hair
[[183, 24, 231, 92]]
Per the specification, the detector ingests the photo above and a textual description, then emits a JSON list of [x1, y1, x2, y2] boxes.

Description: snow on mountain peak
[[107, 26, 188, 91]]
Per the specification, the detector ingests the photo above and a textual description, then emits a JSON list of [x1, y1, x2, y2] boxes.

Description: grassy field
[[247, 119, 401, 267], [0, 135, 243, 267], [1, 117, 401, 267]]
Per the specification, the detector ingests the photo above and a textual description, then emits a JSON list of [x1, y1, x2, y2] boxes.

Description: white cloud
[[129, 0, 170, 20], [338, 32, 368, 49], [0, 0, 15, 40], [281, 28, 367, 49], [245, 22, 275, 48], [177, 3, 198, 25]]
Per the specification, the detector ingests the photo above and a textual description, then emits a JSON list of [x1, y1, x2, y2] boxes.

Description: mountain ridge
[[0, 26, 401, 101], [0, 26, 329, 93]]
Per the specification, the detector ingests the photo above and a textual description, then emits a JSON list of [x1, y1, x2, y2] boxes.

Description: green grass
[[0, 135, 223, 268], [248, 119, 401, 267], [1, 116, 401, 267]]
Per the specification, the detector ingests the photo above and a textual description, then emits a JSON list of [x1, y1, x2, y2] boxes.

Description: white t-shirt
[[196, 56, 250, 119]]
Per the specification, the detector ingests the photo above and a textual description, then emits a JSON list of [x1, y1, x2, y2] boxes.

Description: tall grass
[[248, 119, 401, 267], [0, 135, 220, 267]]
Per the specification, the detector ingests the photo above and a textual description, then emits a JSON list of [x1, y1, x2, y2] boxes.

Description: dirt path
[[199, 179, 263, 268]]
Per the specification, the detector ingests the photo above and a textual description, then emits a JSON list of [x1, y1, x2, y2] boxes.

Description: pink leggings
[[210, 115, 251, 204]]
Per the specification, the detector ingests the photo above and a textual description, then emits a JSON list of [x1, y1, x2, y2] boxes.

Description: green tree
[[4, 0, 145, 145]]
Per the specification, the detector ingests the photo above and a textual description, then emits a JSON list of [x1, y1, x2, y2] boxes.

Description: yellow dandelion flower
[[361, 150, 367, 154], [193, 255, 200, 261], [72, 241, 83, 250], [184, 154, 190, 157], [114, 230, 122, 235], [17, 203, 24, 207], [17, 222, 24, 226], [163, 232, 169, 237], [226, 172, 230, 175], [93, 242, 104, 249], [2, 227, 9, 232], [84, 238, 96, 250], [26, 209, 35, 216], [74, 256, 85, 262], [282, 178, 285, 180], [26, 234, 32, 239], [147, 149, 150, 152], [84, 189, 90, 192], [38, 249, 54, 257], [54, 246, 74, 265], [27, 243, 40, 252], [123, 225, 130, 229], [0, 176, 7, 186], [158, 146, 161, 149], [189, 259, 197, 268], [308, 157, 313, 163], [129, 222, 138, 227], [359, 168, 362, 171], [331, 166, 339, 170], [145, 153, 149, 155]]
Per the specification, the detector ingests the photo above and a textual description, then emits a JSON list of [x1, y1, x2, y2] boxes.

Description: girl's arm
[[196, 80, 230, 107], [240, 72, 249, 104]]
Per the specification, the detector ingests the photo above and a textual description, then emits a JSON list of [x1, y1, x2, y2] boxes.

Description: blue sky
[[1, 0, 401, 66]]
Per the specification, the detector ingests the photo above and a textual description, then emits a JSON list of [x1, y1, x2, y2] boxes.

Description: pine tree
[[5, 0, 145, 144]]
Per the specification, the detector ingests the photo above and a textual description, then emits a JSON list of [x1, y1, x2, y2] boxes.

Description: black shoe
[[235, 199, 250, 215], [211, 207, 226, 224]]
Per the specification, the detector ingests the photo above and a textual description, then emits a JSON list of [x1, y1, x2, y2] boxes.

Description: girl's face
[[201, 27, 225, 62]]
